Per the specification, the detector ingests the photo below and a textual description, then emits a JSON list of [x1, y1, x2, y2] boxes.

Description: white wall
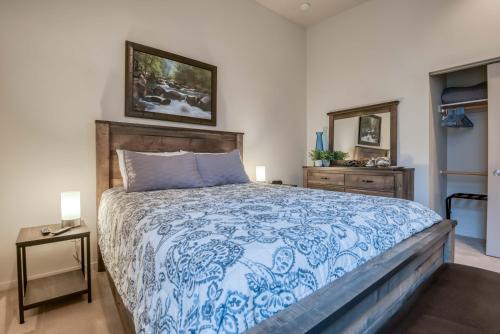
[[0, 0, 306, 288], [307, 0, 500, 205]]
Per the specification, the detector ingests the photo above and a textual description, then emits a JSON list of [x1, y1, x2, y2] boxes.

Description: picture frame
[[125, 41, 217, 126], [358, 115, 382, 146]]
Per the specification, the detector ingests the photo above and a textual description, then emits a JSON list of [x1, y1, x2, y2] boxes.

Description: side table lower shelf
[[24, 270, 88, 309]]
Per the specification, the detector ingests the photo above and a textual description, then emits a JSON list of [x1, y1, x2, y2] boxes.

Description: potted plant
[[320, 150, 334, 167], [332, 151, 349, 166], [333, 150, 349, 162], [309, 149, 323, 167]]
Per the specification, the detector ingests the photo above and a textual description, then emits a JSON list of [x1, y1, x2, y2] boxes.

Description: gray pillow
[[195, 150, 250, 186], [123, 150, 204, 192], [116, 149, 186, 191]]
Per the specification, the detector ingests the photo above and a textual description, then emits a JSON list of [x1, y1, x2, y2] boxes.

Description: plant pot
[[314, 160, 322, 167], [322, 160, 330, 167]]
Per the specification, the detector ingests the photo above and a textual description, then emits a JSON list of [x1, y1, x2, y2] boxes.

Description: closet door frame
[[487, 63, 500, 257]]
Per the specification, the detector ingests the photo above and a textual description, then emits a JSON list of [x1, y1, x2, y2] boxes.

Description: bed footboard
[[247, 219, 456, 334]]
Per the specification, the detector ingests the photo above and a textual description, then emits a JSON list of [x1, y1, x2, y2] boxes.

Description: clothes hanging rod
[[440, 170, 488, 176], [439, 99, 488, 114], [440, 99, 487, 108]]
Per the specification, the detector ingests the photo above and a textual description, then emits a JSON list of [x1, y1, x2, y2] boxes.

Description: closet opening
[[429, 65, 488, 246]]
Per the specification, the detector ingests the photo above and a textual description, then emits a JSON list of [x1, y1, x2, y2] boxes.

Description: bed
[[95, 120, 455, 334]]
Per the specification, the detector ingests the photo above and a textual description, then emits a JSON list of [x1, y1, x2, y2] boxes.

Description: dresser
[[303, 167, 414, 200]]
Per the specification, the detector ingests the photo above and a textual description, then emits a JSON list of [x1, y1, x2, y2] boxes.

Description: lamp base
[[61, 218, 81, 228]]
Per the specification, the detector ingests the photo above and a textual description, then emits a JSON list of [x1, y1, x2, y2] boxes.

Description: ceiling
[[255, 0, 371, 27]]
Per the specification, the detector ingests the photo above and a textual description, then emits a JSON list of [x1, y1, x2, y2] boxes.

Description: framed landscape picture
[[125, 41, 217, 126], [358, 115, 381, 146]]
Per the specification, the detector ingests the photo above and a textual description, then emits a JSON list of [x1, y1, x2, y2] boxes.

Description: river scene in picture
[[132, 50, 213, 120]]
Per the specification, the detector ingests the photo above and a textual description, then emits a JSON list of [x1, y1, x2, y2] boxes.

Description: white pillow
[[116, 149, 186, 189]]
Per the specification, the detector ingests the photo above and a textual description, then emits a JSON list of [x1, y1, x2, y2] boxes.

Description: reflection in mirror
[[334, 113, 391, 161]]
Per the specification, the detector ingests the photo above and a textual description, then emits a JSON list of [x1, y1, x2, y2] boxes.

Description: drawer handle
[[321, 177, 329, 180], [361, 179, 374, 183]]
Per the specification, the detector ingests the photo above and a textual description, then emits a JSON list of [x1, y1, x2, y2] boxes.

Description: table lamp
[[256, 166, 266, 182], [61, 191, 81, 228]]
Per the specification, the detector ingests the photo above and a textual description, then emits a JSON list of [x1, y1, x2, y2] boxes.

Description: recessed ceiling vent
[[300, 3, 311, 11]]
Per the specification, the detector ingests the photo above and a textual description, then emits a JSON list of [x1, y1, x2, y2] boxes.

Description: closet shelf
[[440, 99, 488, 114], [440, 170, 488, 177]]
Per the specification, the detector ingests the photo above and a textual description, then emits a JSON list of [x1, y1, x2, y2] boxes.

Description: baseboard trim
[[0, 261, 98, 291]]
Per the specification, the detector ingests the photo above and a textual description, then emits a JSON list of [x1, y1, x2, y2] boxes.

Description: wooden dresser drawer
[[308, 184, 345, 192], [308, 171, 344, 186], [345, 174, 395, 192], [347, 188, 395, 198], [303, 167, 414, 200]]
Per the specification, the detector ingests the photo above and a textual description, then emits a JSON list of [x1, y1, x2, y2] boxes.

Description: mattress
[[97, 183, 441, 333]]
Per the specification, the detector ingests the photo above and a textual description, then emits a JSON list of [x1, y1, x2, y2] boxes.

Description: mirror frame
[[327, 100, 399, 166]]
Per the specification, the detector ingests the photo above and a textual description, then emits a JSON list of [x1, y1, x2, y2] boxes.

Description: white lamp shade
[[61, 191, 81, 221], [256, 166, 266, 182]]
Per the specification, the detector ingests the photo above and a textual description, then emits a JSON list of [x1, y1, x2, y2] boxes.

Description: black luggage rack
[[446, 193, 487, 219]]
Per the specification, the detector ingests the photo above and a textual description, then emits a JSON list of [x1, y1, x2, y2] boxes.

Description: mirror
[[334, 113, 390, 160], [328, 101, 398, 166]]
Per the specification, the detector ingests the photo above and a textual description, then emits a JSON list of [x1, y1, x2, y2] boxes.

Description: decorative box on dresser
[[303, 167, 414, 200]]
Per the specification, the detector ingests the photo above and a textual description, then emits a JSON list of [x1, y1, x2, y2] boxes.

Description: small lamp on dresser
[[256, 166, 266, 182]]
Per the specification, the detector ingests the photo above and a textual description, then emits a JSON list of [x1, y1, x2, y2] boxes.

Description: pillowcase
[[195, 149, 250, 186], [122, 150, 204, 192], [117, 149, 185, 190]]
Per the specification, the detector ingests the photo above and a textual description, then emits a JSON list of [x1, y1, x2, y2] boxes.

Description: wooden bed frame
[[95, 120, 456, 334]]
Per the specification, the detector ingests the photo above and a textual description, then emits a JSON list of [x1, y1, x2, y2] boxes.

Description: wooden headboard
[[95, 120, 244, 205]]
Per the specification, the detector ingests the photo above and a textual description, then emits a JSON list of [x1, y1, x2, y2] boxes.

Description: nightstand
[[15, 221, 91, 324], [270, 180, 298, 187]]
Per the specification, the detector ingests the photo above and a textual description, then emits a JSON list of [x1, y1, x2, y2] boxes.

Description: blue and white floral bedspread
[[98, 183, 440, 333]]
